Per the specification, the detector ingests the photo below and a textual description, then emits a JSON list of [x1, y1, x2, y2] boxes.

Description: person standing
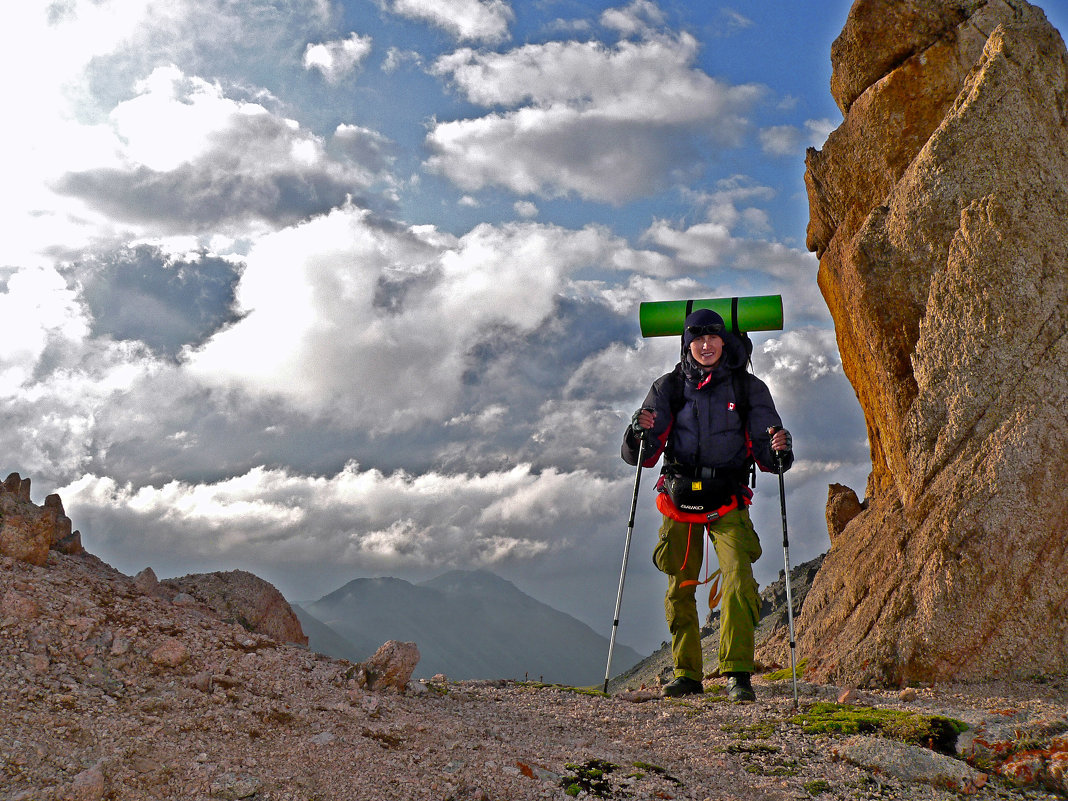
[[622, 308, 792, 701]]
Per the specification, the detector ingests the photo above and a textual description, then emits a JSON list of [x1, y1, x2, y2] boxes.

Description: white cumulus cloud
[[426, 33, 764, 203], [57, 460, 621, 574], [54, 66, 395, 233], [303, 33, 374, 84], [183, 207, 633, 430], [382, 0, 513, 43]]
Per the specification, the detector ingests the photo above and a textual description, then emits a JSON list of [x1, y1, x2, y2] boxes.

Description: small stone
[[838, 687, 859, 704], [998, 752, 1046, 785], [2, 589, 40, 621], [150, 638, 190, 668], [899, 687, 918, 702], [233, 627, 258, 649], [66, 763, 106, 801], [353, 640, 420, 693], [209, 772, 261, 800], [21, 652, 50, 673]]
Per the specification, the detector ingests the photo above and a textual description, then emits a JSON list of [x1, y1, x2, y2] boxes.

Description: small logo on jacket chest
[[727, 401, 736, 411]]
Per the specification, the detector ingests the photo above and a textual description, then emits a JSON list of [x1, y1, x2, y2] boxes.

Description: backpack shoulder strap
[[731, 365, 757, 487], [667, 363, 686, 418]]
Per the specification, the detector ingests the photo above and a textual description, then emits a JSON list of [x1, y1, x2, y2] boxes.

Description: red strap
[[675, 523, 712, 591]]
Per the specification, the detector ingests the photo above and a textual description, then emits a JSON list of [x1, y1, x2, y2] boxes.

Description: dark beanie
[[681, 308, 727, 352]]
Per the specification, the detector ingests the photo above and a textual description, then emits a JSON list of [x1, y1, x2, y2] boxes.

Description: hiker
[[621, 308, 793, 701]]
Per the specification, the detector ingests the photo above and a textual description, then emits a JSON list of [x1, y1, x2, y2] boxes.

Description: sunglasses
[[686, 323, 724, 337]]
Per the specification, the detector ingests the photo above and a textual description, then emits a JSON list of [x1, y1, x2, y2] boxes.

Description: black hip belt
[[668, 463, 748, 484]]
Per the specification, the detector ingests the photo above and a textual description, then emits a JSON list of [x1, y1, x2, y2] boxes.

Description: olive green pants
[[655, 508, 762, 681]]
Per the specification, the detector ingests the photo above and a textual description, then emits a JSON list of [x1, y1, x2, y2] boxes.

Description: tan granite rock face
[[801, 0, 1068, 684], [828, 0, 974, 113]]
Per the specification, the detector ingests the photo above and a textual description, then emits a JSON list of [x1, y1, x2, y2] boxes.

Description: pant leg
[[709, 508, 762, 674], [658, 515, 704, 681]]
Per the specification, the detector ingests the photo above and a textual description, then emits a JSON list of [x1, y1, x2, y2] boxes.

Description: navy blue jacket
[[622, 335, 792, 478]]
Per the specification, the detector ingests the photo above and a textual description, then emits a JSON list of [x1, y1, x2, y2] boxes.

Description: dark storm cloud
[[55, 163, 364, 231], [75, 246, 243, 358]]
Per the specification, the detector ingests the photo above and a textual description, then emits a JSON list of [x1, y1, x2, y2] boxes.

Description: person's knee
[[665, 595, 698, 630]]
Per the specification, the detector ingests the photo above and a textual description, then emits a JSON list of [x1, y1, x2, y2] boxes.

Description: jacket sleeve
[[745, 374, 794, 473], [621, 370, 677, 468]]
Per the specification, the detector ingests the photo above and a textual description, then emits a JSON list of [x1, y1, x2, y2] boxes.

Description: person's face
[[689, 334, 723, 367]]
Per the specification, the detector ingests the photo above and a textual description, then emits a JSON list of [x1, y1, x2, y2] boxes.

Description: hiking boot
[[726, 672, 755, 702], [663, 677, 703, 697]]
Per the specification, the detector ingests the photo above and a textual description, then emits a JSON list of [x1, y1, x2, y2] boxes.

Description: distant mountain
[[290, 604, 366, 662], [299, 569, 643, 686]]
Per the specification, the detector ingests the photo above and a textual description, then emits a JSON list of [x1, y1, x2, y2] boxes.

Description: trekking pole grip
[[767, 425, 784, 467]]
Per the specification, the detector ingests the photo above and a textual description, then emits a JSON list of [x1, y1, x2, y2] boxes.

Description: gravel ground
[[2, 551, 1066, 801]]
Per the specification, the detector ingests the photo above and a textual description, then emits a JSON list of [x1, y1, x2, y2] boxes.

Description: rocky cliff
[[799, 0, 1068, 684]]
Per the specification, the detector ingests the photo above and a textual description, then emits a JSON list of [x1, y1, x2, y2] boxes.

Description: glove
[[768, 426, 792, 456], [630, 408, 654, 441], [778, 430, 793, 454]]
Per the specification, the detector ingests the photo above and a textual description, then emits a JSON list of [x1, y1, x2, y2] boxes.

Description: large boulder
[[798, 0, 1068, 684], [163, 569, 309, 647]]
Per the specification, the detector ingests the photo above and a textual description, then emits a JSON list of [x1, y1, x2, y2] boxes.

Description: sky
[[4, 0, 1066, 658]]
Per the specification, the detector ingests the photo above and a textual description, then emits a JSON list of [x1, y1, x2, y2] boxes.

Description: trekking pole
[[603, 433, 647, 694], [769, 426, 799, 709]]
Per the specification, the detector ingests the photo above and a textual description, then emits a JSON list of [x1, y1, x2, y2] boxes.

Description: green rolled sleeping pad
[[639, 294, 783, 337]]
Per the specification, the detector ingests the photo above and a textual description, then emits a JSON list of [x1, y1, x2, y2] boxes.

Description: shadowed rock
[[0, 473, 83, 565], [163, 569, 309, 646]]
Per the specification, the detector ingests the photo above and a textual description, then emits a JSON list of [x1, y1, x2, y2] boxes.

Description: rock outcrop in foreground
[[801, 0, 1068, 684]]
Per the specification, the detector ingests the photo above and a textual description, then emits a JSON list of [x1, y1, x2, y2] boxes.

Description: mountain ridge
[[299, 568, 643, 685]]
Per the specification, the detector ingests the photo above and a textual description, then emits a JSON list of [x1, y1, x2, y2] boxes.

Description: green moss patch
[[791, 702, 967, 754], [725, 742, 780, 755], [560, 760, 617, 798], [559, 759, 683, 798], [722, 720, 777, 740], [802, 779, 832, 795], [517, 682, 607, 698], [763, 658, 807, 682], [629, 761, 682, 785]]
